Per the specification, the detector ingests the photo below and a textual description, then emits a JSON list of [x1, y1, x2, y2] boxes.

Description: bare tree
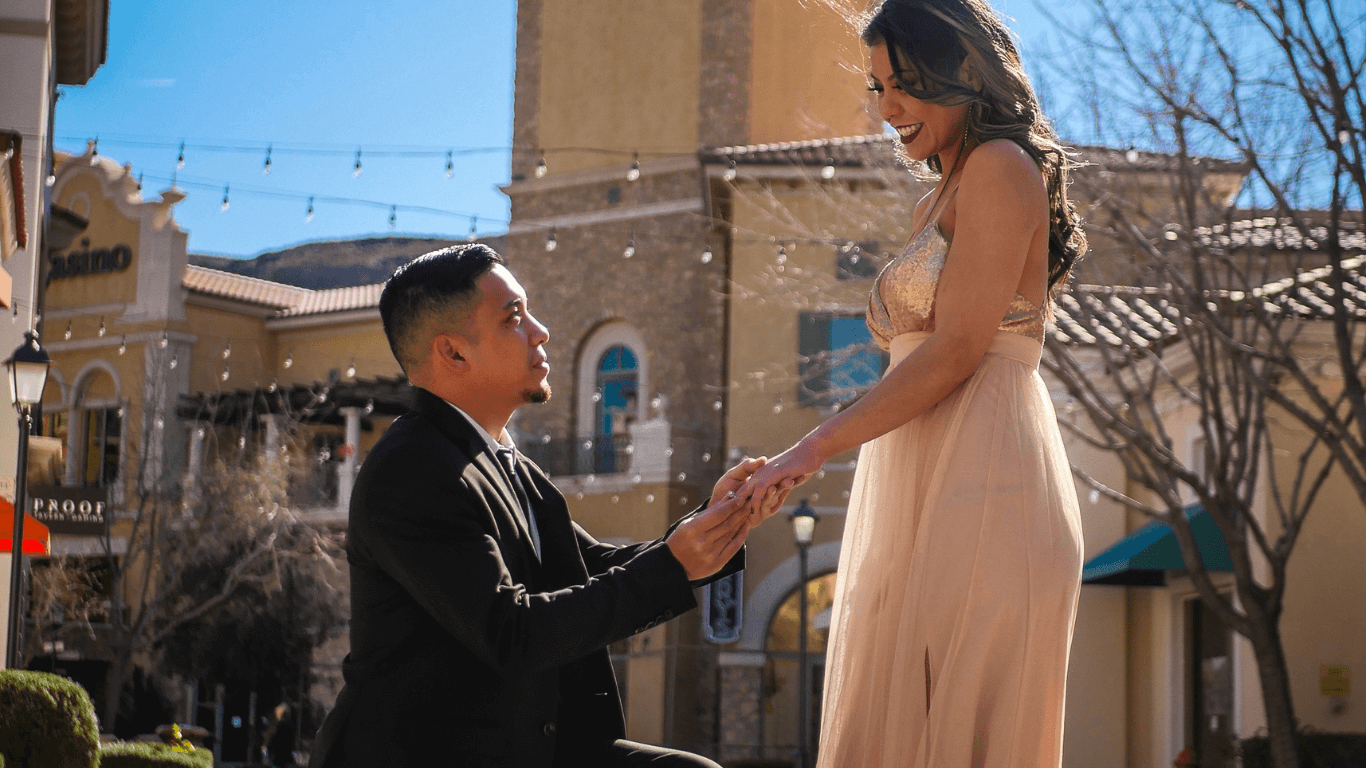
[[25, 404, 347, 732], [1037, 2, 1364, 767]]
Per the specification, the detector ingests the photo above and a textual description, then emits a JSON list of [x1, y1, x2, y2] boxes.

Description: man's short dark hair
[[379, 244, 505, 375]]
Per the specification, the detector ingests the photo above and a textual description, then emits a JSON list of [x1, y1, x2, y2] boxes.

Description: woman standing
[[739, 1, 1087, 765]]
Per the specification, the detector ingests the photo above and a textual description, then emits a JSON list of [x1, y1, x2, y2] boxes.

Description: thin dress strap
[[913, 172, 965, 242]]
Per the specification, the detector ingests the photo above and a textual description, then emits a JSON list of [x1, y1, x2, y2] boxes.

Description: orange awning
[[0, 498, 50, 555]]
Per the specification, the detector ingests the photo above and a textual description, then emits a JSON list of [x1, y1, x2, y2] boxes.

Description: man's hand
[[666, 495, 750, 581], [711, 456, 768, 507]]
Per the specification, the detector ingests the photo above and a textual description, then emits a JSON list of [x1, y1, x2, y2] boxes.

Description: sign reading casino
[[46, 238, 134, 286], [28, 485, 109, 536]]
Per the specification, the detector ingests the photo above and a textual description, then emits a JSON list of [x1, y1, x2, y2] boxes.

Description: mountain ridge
[[189, 235, 506, 290]]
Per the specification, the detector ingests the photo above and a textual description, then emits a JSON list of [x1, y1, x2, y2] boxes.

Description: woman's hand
[[736, 438, 826, 522]]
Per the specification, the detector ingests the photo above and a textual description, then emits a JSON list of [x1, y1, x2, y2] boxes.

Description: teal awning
[[1082, 505, 1233, 587]]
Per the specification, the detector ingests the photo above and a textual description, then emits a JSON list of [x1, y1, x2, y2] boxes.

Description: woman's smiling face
[[867, 44, 967, 164]]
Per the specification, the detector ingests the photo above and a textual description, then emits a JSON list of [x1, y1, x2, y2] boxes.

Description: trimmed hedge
[[97, 742, 212, 768], [0, 669, 100, 768], [1241, 731, 1366, 768]]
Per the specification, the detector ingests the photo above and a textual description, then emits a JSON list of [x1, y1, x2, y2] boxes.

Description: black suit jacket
[[309, 389, 741, 768]]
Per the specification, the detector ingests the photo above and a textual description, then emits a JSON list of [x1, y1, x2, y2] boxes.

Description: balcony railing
[[521, 433, 633, 477]]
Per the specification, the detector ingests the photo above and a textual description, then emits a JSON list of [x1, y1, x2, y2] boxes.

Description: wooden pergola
[[176, 374, 417, 428]]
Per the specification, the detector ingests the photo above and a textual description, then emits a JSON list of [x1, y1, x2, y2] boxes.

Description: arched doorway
[[763, 572, 837, 761]]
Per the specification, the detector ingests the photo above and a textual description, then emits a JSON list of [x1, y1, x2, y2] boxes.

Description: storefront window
[[82, 408, 121, 487]]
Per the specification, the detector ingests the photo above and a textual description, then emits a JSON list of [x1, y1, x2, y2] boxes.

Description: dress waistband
[[889, 330, 1043, 370]]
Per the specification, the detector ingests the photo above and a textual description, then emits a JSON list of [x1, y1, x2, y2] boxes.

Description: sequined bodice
[[867, 219, 1046, 349]]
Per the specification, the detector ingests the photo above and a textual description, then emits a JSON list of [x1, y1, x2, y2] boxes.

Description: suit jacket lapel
[[412, 389, 542, 569], [519, 458, 590, 587]]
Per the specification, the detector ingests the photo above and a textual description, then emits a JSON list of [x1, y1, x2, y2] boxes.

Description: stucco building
[[22, 1, 1364, 765]]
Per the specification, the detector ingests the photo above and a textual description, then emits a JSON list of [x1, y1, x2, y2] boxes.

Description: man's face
[[458, 264, 552, 405]]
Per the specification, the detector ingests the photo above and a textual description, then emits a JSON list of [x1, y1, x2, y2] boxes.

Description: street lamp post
[[6, 331, 52, 669], [790, 499, 819, 768]]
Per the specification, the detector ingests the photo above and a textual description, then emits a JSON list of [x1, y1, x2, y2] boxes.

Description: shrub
[[0, 670, 99, 768], [98, 742, 212, 768], [1241, 731, 1366, 768]]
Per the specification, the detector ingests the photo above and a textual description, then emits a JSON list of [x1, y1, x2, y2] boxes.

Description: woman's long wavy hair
[[861, 0, 1086, 293]]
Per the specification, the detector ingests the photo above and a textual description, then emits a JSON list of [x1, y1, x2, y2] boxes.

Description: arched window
[[764, 572, 837, 758], [592, 346, 638, 473], [596, 345, 638, 437]]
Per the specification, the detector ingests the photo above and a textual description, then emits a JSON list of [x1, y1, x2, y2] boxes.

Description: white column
[[259, 414, 287, 466], [182, 421, 207, 510], [338, 407, 363, 514]]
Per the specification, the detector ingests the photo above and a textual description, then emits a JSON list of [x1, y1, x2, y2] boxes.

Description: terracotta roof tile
[[182, 266, 386, 318], [1051, 256, 1366, 347], [702, 136, 1247, 175], [279, 283, 384, 317], [183, 265, 311, 309]]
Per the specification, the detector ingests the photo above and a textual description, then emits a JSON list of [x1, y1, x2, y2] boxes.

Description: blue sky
[[54, 1, 1082, 259]]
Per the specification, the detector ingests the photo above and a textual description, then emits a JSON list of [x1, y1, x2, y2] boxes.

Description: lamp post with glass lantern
[[5, 331, 52, 668], [790, 499, 819, 768]]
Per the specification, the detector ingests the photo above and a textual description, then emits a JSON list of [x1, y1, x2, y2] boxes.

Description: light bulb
[[623, 238, 635, 259], [64, 321, 72, 340], [627, 153, 641, 182], [545, 228, 558, 252], [263, 145, 272, 175], [445, 150, 454, 178], [305, 196, 314, 223], [221, 184, 230, 211], [284, 352, 293, 369], [159, 331, 168, 349], [176, 142, 185, 170], [346, 361, 356, 378], [169, 355, 178, 370], [97, 318, 106, 337], [45, 174, 55, 187], [1338, 129, 1351, 146], [535, 151, 548, 178], [724, 160, 737, 182], [777, 246, 787, 264], [701, 245, 714, 264], [268, 379, 277, 393], [222, 342, 231, 359], [154, 417, 164, 430], [701, 452, 711, 463], [1126, 147, 1140, 163], [118, 337, 126, 355], [221, 366, 230, 382], [388, 206, 397, 229], [821, 158, 836, 179], [364, 399, 374, 414], [713, 400, 723, 411], [467, 217, 478, 242], [353, 149, 363, 177]]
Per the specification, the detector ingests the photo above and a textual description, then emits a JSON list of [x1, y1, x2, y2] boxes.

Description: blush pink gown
[[815, 193, 1084, 768]]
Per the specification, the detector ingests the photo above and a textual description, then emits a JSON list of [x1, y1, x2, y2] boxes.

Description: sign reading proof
[[28, 484, 109, 536]]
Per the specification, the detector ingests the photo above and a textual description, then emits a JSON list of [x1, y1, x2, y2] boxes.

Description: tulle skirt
[[816, 331, 1083, 768]]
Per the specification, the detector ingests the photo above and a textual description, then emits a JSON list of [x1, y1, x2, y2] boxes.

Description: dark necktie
[[496, 448, 542, 560]]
